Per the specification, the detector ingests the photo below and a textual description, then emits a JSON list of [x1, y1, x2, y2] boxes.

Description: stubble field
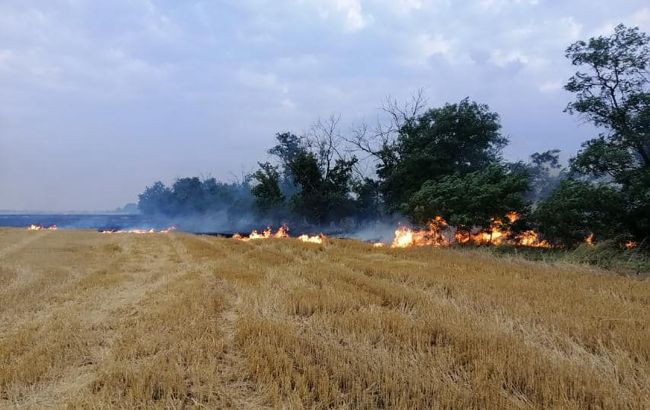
[[0, 228, 649, 409]]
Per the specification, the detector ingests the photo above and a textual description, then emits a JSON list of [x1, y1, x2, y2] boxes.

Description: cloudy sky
[[1, 0, 649, 211]]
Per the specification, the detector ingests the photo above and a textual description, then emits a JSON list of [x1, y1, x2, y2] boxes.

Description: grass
[[487, 241, 650, 276], [0, 228, 649, 408]]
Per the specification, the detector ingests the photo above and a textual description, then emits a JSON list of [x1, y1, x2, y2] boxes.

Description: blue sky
[[1, 0, 649, 211]]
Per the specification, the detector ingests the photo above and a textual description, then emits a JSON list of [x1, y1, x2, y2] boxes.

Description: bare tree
[[345, 89, 428, 158], [307, 114, 345, 178], [299, 90, 428, 181]]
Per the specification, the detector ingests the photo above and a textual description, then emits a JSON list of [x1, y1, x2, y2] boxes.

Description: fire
[[251, 225, 289, 239], [391, 216, 451, 248], [506, 211, 520, 223], [101, 226, 176, 234], [584, 234, 594, 246], [516, 230, 551, 248], [297, 234, 325, 244], [234, 225, 288, 241], [392, 227, 416, 248], [27, 224, 57, 231], [625, 240, 638, 249], [386, 213, 552, 249], [234, 225, 325, 244]]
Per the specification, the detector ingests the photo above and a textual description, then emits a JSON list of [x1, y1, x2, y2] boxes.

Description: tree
[[269, 132, 304, 171], [138, 177, 254, 218], [533, 180, 628, 247], [352, 178, 382, 221], [565, 24, 650, 166], [251, 162, 284, 213], [252, 125, 359, 225], [172, 177, 205, 214], [286, 150, 358, 225], [405, 165, 529, 229], [514, 149, 565, 203], [202, 178, 253, 216], [286, 151, 325, 222], [565, 24, 650, 240], [359, 98, 508, 211], [138, 181, 174, 216]]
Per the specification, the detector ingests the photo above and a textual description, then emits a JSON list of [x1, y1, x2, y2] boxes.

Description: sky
[[1, 0, 649, 212]]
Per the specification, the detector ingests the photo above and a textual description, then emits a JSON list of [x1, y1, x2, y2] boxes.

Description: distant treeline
[[139, 24, 649, 248], [138, 179, 252, 221]]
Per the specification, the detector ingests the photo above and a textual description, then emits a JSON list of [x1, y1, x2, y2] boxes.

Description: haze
[[1, 0, 649, 211]]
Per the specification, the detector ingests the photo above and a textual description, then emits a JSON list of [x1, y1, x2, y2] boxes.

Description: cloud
[[1, 0, 649, 210], [309, 0, 373, 31], [417, 33, 452, 58], [538, 80, 562, 93], [475, 0, 539, 12], [631, 7, 650, 27], [236, 69, 290, 94]]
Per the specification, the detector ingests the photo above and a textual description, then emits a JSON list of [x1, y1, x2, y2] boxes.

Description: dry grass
[[0, 228, 649, 409]]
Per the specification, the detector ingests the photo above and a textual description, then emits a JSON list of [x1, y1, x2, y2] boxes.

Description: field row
[[0, 229, 649, 408]]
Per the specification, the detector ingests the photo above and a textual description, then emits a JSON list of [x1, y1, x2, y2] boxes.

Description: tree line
[[138, 24, 649, 248]]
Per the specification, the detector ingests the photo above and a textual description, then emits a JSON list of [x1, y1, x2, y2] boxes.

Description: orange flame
[[234, 225, 325, 244], [584, 234, 594, 246], [516, 230, 551, 248], [385, 212, 552, 249], [297, 234, 325, 244], [506, 211, 520, 223], [625, 240, 637, 249], [392, 216, 451, 248]]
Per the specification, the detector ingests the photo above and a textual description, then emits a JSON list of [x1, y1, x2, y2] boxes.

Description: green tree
[[171, 177, 205, 214], [565, 24, 650, 240], [287, 151, 358, 224], [269, 132, 304, 171], [252, 128, 359, 225], [352, 178, 382, 221], [138, 181, 174, 216], [508, 150, 565, 203], [251, 162, 284, 213], [286, 151, 324, 222], [405, 165, 529, 229], [377, 98, 508, 211], [533, 180, 628, 247]]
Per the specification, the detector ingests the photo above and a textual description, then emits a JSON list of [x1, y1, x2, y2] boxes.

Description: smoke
[[0, 207, 410, 242], [346, 215, 408, 243], [0, 212, 255, 233], [159, 211, 258, 234]]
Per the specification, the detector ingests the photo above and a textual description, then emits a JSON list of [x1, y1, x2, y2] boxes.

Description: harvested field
[[0, 228, 649, 409]]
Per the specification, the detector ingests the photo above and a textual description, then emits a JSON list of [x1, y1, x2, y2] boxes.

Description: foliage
[[351, 178, 382, 221], [135, 24, 650, 244], [487, 242, 650, 275], [252, 130, 359, 225], [138, 178, 251, 217], [527, 149, 565, 202], [138, 182, 175, 215], [285, 150, 359, 224], [565, 24, 650, 241], [405, 165, 529, 228], [506, 150, 565, 204], [251, 162, 284, 212], [533, 180, 628, 247], [172, 177, 205, 214], [377, 98, 508, 211], [269, 132, 304, 170]]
